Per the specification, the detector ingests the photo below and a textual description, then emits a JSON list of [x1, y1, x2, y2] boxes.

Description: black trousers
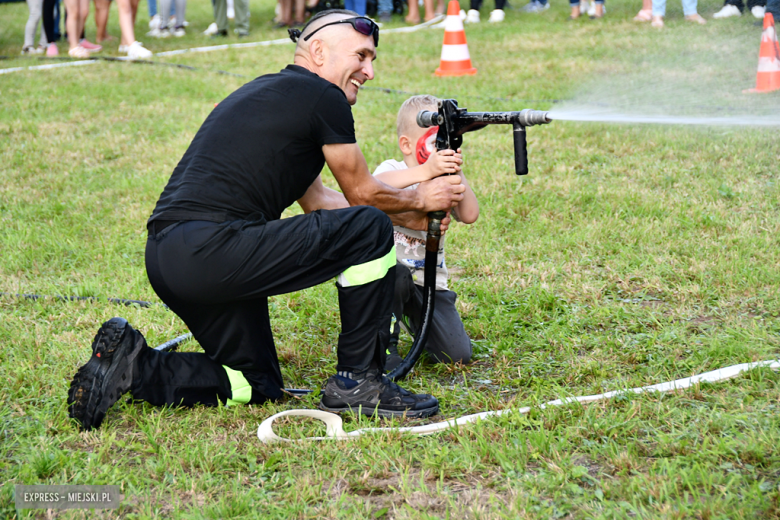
[[724, 0, 764, 10], [392, 263, 472, 364], [134, 206, 395, 407]]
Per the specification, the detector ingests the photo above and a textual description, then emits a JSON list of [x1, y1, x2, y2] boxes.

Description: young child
[[373, 95, 479, 371]]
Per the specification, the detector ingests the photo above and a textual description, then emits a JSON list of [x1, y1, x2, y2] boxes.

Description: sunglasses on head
[[293, 16, 379, 47]]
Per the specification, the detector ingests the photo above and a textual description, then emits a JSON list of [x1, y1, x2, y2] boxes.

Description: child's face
[[404, 106, 438, 166]]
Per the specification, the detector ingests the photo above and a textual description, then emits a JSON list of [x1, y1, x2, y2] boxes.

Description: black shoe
[[67, 317, 147, 430], [211, 29, 228, 38], [319, 370, 439, 418]]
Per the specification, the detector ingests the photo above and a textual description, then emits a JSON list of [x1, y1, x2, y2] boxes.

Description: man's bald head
[[293, 9, 360, 55]]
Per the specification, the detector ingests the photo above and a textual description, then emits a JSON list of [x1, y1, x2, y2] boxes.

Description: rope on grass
[[256, 359, 780, 443], [0, 58, 97, 75]]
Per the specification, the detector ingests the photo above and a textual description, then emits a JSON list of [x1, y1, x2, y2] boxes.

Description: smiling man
[[67, 10, 467, 430]]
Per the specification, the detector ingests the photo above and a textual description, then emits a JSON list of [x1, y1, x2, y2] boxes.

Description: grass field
[[2, 0, 780, 517]]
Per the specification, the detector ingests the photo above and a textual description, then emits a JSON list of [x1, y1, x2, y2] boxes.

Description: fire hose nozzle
[[517, 109, 551, 127], [417, 110, 441, 128]]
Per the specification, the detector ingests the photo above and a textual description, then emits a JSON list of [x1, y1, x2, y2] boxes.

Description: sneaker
[[579, 0, 589, 12], [126, 41, 153, 59], [68, 45, 90, 58], [234, 29, 249, 37], [67, 318, 148, 430], [21, 45, 39, 55], [227, 4, 235, 18], [466, 9, 480, 22], [378, 12, 392, 22], [751, 5, 765, 18], [522, 0, 549, 12], [203, 22, 219, 35], [713, 4, 741, 17], [319, 370, 439, 418], [459, 8, 467, 20], [587, 2, 604, 16], [488, 8, 505, 21], [210, 29, 229, 38], [149, 13, 161, 29], [46, 43, 58, 56], [172, 26, 186, 37], [79, 38, 102, 52], [156, 28, 172, 38]]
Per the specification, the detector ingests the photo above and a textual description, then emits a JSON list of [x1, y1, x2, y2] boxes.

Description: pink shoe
[[79, 39, 103, 52], [46, 43, 58, 56]]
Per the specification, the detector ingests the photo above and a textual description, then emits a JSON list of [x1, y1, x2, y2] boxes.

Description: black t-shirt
[[148, 65, 356, 224]]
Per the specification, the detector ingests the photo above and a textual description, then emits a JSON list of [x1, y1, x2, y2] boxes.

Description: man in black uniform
[[67, 10, 466, 430]]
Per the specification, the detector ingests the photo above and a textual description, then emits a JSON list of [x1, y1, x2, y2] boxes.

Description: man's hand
[[415, 175, 465, 213], [424, 149, 463, 180], [390, 211, 453, 233]]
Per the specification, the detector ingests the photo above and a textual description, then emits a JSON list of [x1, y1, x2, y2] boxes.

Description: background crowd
[[19, 0, 780, 58]]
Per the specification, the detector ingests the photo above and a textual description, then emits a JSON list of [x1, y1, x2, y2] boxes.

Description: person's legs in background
[[377, 0, 393, 21], [233, 0, 249, 35], [634, 0, 652, 20], [767, 0, 779, 18], [94, 0, 111, 43], [651, 0, 666, 26], [682, 0, 706, 23], [23, 0, 46, 53]]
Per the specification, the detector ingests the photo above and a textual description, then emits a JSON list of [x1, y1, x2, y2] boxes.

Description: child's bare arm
[[375, 150, 462, 189], [451, 173, 479, 224]]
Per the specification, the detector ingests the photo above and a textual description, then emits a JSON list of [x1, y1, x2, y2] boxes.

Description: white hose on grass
[[257, 359, 780, 443]]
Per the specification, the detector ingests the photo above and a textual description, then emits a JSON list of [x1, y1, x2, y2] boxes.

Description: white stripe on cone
[[445, 14, 466, 32], [757, 57, 780, 72], [441, 44, 472, 61]]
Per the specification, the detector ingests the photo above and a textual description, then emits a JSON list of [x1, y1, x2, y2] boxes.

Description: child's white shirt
[[373, 159, 449, 291]]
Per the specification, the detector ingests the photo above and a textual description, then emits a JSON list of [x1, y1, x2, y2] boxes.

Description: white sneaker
[[204, 22, 218, 35], [156, 28, 172, 38], [587, 2, 604, 15], [459, 8, 467, 20], [579, 0, 590, 12], [149, 14, 161, 29], [466, 9, 480, 22], [488, 8, 505, 21], [126, 41, 152, 59], [146, 27, 162, 37], [227, 5, 235, 19], [172, 27, 186, 37], [712, 4, 740, 17], [751, 5, 765, 17]]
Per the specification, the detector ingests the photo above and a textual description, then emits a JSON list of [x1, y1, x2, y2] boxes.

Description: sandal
[[684, 13, 706, 24], [633, 8, 651, 21], [651, 15, 664, 27]]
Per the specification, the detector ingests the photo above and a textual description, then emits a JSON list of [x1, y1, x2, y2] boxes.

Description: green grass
[[2, 0, 780, 517]]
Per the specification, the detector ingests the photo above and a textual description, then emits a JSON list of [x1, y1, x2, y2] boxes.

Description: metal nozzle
[[517, 109, 551, 127], [417, 110, 441, 128]]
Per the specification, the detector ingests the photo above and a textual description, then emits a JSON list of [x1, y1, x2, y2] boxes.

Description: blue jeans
[[344, 0, 367, 15], [148, 0, 176, 18], [378, 0, 392, 15], [653, 0, 697, 16]]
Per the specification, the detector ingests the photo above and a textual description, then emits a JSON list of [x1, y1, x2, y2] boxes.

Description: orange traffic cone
[[745, 13, 780, 93], [435, 1, 477, 77]]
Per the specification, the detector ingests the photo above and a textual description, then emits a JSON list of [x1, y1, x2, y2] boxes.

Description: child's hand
[[425, 149, 463, 179]]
